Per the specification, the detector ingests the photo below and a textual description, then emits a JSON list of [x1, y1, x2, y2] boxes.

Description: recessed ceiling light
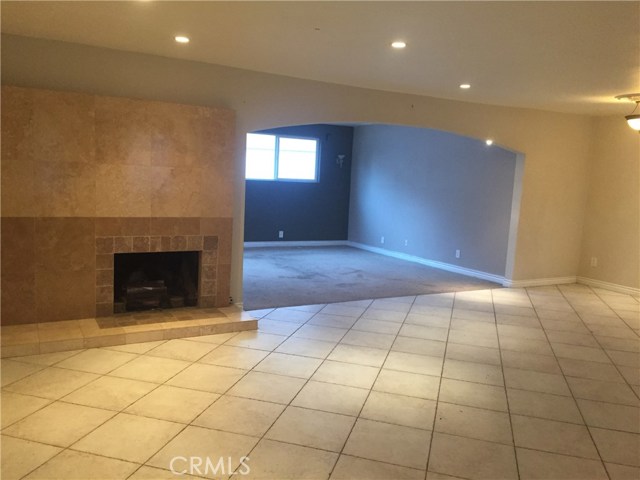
[[391, 41, 406, 49], [174, 36, 190, 44], [460, 84, 471, 89], [485, 139, 494, 146]]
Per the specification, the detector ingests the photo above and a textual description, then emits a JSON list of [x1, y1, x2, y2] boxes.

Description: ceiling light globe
[[626, 114, 640, 131], [391, 41, 406, 49], [174, 36, 190, 44], [460, 84, 471, 89]]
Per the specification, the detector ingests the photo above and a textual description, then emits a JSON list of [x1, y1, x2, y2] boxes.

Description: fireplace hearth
[[114, 251, 199, 312]]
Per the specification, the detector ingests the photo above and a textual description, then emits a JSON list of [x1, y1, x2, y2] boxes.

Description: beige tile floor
[[1, 284, 639, 480]]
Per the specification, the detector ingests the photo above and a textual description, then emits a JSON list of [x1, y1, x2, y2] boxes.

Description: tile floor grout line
[[423, 292, 456, 480], [493, 288, 522, 480], [525, 285, 612, 480], [226, 299, 375, 479], [325, 295, 421, 479]]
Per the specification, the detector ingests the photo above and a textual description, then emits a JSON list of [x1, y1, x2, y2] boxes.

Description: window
[[245, 133, 319, 181]]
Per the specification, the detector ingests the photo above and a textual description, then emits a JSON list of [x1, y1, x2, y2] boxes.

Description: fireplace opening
[[114, 251, 199, 312]]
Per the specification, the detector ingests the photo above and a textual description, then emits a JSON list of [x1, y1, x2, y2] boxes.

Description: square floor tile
[[199, 345, 269, 369], [227, 371, 305, 404], [55, 349, 138, 374], [1, 391, 50, 429], [404, 313, 450, 329], [266, 406, 355, 452], [183, 332, 238, 345], [498, 336, 554, 356], [352, 318, 402, 335], [507, 388, 583, 423], [194, 395, 285, 436], [103, 340, 166, 354], [146, 339, 217, 362], [125, 385, 218, 423], [328, 344, 388, 367], [331, 455, 424, 480], [373, 369, 440, 400], [503, 368, 570, 396], [399, 324, 448, 342], [242, 439, 337, 479], [321, 304, 366, 317], [253, 352, 322, 379], [392, 337, 446, 357], [445, 343, 501, 366], [265, 309, 316, 324], [3, 401, 115, 447], [501, 350, 561, 374], [364, 308, 410, 322], [384, 351, 443, 376], [292, 380, 369, 416], [9, 350, 83, 367], [589, 428, 640, 467], [1, 360, 45, 387], [224, 331, 287, 351], [293, 325, 347, 342], [552, 343, 611, 364], [166, 363, 246, 394], [340, 330, 395, 350], [24, 450, 138, 480], [558, 358, 625, 383], [516, 448, 608, 480], [443, 359, 504, 386], [62, 376, 157, 411], [128, 466, 204, 479], [1, 436, 61, 480], [604, 463, 640, 480], [361, 391, 436, 430], [343, 418, 431, 470], [71, 413, 183, 463], [109, 356, 190, 384], [308, 313, 358, 329], [275, 337, 337, 359], [511, 414, 599, 459], [4, 367, 99, 400], [577, 399, 640, 433], [434, 402, 512, 445], [447, 330, 499, 349], [147, 425, 258, 477], [438, 378, 508, 412], [567, 377, 640, 406], [311, 360, 379, 389], [257, 319, 300, 336], [428, 432, 518, 480]]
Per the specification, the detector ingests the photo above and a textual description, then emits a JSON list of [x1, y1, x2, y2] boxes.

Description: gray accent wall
[[348, 125, 518, 276]]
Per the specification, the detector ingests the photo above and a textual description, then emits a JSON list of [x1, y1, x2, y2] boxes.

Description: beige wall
[[1, 85, 236, 324], [3, 34, 631, 302], [578, 117, 640, 289]]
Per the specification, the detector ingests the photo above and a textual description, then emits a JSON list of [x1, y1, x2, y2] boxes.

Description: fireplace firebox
[[114, 251, 199, 312]]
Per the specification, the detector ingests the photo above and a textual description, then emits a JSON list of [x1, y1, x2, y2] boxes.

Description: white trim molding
[[577, 277, 640, 296], [244, 240, 349, 248], [502, 277, 577, 288], [347, 241, 506, 285]]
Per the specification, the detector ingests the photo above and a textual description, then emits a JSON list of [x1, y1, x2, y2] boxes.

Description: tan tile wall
[[1, 86, 236, 325]]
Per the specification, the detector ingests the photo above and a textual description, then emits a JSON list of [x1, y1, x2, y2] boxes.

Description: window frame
[[245, 133, 321, 183]]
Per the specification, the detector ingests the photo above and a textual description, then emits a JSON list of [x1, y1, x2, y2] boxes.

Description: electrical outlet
[[455, 249, 461, 258], [380, 236, 385, 244], [278, 230, 284, 239], [590, 257, 598, 267]]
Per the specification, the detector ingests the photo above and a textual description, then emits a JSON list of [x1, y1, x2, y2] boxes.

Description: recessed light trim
[[460, 84, 471, 89], [391, 41, 406, 49], [174, 35, 190, 44], [485, 139, 494, 146]]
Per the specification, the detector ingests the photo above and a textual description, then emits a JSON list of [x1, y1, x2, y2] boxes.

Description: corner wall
[[348, 125, 517, 277], [578, 117, 640, 291]]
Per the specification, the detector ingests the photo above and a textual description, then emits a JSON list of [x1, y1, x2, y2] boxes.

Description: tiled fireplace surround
[[95, 219, 227, 317], [1, 86, 238, 327]]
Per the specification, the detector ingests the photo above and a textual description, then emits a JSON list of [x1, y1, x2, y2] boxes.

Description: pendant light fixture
[[615, 93, 640, 131]]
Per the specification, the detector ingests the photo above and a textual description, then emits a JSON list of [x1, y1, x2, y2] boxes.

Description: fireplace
[[114, 251, 199, 312]]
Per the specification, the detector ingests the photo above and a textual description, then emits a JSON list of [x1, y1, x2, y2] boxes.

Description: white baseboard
[[577, 277, 640, 296], [502, 276, 577, 288], [346, 241, 506, 285], [244, 240, 349, 248]]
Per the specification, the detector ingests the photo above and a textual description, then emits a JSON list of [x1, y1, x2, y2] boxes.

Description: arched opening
[[240, 122, 524, 311]]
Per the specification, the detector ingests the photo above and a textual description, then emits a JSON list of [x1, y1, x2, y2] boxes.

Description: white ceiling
[[2, 1, 639, 115]]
